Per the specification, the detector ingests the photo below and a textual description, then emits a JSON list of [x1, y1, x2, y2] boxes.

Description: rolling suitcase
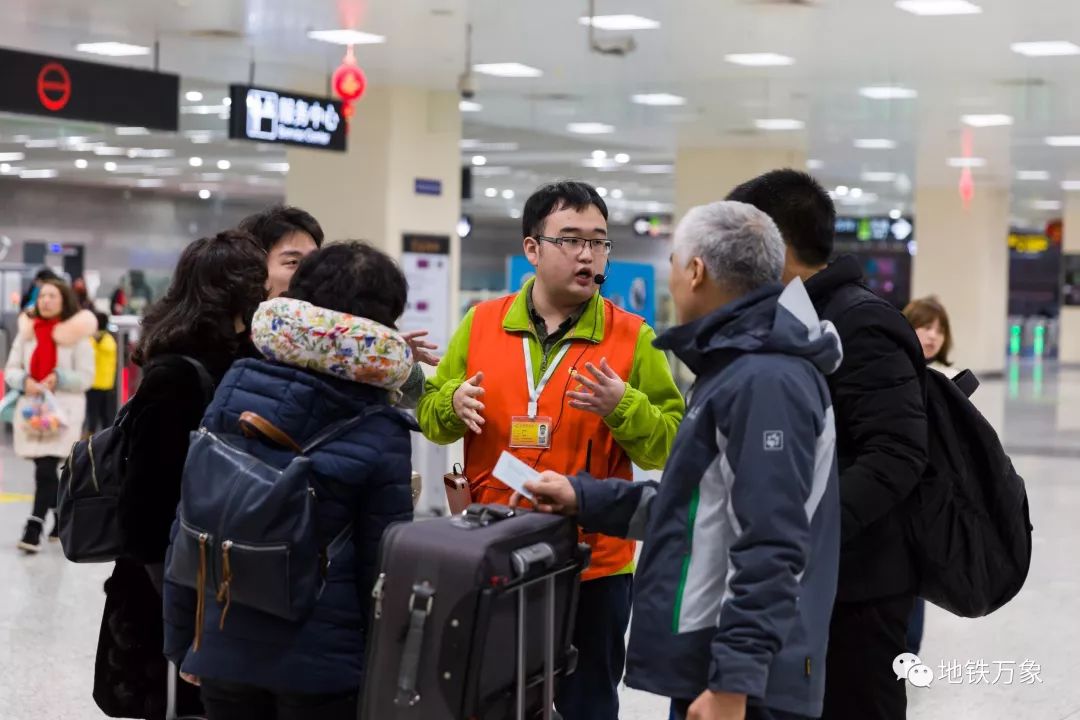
[[360, 504, 590, 720]]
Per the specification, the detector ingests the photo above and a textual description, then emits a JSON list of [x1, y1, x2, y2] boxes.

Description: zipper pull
[[372, 573, 386, 619]]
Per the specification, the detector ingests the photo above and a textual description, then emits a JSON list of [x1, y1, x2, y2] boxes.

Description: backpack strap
[[953, 369, 980, 398], [301, 404, 400, 454], [177, 355, 216, 404]]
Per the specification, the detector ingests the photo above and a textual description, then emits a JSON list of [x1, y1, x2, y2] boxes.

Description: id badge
[[509, 415, 553, 448]]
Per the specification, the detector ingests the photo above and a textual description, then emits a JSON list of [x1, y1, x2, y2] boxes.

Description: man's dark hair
[[94, 311, 110, 332], [521, 181, 608, 239], [34, 268, 59, 283], [726, 169, 836, 266], [134, 230, 268, 365], [238, 204, 325, 254], [285, 241, 408, 329]]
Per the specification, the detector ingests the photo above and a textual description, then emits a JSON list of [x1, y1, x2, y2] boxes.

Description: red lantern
[[332, 48, 367, 127]]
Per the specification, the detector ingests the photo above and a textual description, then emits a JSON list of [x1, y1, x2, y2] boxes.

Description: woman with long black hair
[[93, 230, 268, 720]]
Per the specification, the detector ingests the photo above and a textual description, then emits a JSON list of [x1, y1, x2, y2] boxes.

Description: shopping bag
[[19, 390, 68, 440]]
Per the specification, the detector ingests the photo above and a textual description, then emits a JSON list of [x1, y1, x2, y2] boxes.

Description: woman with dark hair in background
[[6, 277, 96, 552], [93, 230, 268, 720], [163, 241, 416, 720]]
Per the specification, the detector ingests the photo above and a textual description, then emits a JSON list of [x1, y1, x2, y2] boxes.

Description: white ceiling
[[3, 0, 1080, 226]]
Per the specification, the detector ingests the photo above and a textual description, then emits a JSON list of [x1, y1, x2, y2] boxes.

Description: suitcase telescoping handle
[[453, 503, 516, 529], [394, 581, 436, 708], [512, 542, 558, 720]]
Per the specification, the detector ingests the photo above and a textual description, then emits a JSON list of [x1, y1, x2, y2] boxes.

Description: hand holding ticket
[[493, 451, 539, 502]]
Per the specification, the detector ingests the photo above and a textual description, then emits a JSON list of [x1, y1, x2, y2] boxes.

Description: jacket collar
[[251, 297, 414, 391], [502, 277, 606, 343], [18, 309, 96, 346], [803, 254, 864, 303]]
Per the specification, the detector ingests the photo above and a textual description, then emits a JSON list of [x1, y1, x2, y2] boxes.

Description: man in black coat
[[728, 170, 928, 720]]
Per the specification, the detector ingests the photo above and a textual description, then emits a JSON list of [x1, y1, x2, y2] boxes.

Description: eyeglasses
[[535, 235, 613, 255]]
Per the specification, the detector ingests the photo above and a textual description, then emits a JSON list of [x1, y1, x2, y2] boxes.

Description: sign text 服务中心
[[228, 85, 346, 152]]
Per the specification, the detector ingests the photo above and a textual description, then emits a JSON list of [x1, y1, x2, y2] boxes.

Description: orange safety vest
[[465, 291, 642, 582]]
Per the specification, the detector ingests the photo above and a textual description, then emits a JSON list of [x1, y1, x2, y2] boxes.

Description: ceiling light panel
[[860, 86, 918, 100], [567, 122, 615, 134], [962, 114, 1013, 127], [578, 15, 660, 30], [755, 118, 804, 131], [459, 101, 482, 112], [306, 29, 386, 45], [1016, 170, 1050, 181], [1011, 41, 1080, 57], [947, 157, 987, 167], [861, 171, 898, 182], [631, 93, 686, 106], [855, 139, 898, 149], [473, 63, 543, 78], [895, 1, 982, 16], [724, 53, 795, 67], [75, 42, 150, 57], [1045, 136, 1080, 146]]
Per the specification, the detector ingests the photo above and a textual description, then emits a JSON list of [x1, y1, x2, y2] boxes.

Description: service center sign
[[228, 84, 346, 152], [0, 47, 179, 130]]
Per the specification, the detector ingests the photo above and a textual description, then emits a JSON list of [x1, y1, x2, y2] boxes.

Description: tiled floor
[[0, 361, 1075, 719]]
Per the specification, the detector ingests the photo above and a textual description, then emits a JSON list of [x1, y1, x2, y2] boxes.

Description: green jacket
[[417, 281, 685, 470]]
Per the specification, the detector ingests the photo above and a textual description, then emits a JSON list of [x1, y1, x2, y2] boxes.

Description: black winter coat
[[804, 255, 928, 602], [93, 348, 242, 719]]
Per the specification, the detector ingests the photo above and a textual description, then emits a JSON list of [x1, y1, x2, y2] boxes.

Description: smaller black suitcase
[[360, 504, 590, 720]]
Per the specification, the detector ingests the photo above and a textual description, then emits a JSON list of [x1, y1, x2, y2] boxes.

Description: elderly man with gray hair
[[519, 200, 844, 720]]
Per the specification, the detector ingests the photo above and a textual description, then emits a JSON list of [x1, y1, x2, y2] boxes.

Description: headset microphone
[[593, 258, 610, 286]]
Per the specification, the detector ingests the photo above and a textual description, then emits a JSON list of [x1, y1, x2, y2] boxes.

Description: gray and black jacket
[[570, 279, 842, 717]]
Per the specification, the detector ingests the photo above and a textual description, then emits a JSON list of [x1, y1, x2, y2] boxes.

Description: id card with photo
[[509, 415, 553, 448]]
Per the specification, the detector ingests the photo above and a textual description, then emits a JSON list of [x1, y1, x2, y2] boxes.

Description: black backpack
[[57, 355, 215, 563], [906, 368, 1034, 617]]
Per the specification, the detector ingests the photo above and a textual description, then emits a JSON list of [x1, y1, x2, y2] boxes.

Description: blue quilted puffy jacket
[[162, 357, 417, 694]]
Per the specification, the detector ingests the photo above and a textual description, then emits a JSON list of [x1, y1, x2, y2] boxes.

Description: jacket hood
[[18, 309, 97, 346], [655, 278, 843, 377], [251, 297, 414, 391]]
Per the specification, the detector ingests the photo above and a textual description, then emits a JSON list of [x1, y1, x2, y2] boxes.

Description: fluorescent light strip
[[0, 152, 25, 162], [306, 29, 386, 45], [473, 63, 543, 78], [1011, 41, 1080, 57], [75, 41, 151, 57], [459, 100, 482, 112], [20, 169, 58, 179], [860, 86, 918, 100], [755, 118, 804, 131], [1062, 180, 1080, 191], [861, 171, 898, 182], [895, 1, 982, 16], [631, 93, 686, 106], [636, 164, 674, 174], [1017, 170, 1050, 181], [1032, 200, 1062, 210], [724, 53, 794, 67], [947, 157, 987, 168], [578, 15, 660, 31], [567, 122, 615, 134], [1045, 136, 1080, 147], [855, 139, 898, 150], [115, 127, 150, 136], [181, 105, 229, 115], [962, 114, 1013, 127]]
